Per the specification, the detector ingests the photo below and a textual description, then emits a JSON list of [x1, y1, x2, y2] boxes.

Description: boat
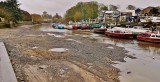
[[137, 32, 160, 43], [105, 28, 134, 39], [127, 26, 150, 37], [66, 24, 82, 30], [90, 23, 103, 29], [52, 23, 65, 29], [52, 23, 58, 28], [93, 25, 107, 34], [66, 25, 74, 30], [113, 26, 150, 38], [56, 24, 65, 29], [81, 24, 90, 30]]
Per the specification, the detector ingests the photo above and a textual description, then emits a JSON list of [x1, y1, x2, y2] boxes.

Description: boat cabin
[[139, 32, 160, 39], [150, 34, 160, 39], [107, 29, 132, 34]]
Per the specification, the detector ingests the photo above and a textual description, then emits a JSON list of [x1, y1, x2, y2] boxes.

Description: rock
[[32, 46, 38, 49], [152, 57, 155, 60], [127, 71, 131, 74], [39, 65, 48, 69], [21, 80, 25, 82]]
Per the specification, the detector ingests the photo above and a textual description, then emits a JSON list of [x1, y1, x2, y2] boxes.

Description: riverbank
[[0, 24, 132, 82]]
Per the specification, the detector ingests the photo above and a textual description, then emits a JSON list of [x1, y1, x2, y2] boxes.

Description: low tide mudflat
[[0, 24, 159, 82]]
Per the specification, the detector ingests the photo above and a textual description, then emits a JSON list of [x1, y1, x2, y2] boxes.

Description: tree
[[5, 0, 23, 23], [65, 1, 99, 22], [52, 13, 62, 23], [74, 12, 82, 21], [31, 14, 42, 24], [21, 10, 32, 21], [100, 6, 108, 11], [109, 5, 118, 11], [127, 5, 136, 10], [0, 6, 11, 21], [41, 11, 52, 23]]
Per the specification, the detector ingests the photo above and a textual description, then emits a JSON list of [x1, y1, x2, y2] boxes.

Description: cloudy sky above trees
[[1, 0, 160, 16]]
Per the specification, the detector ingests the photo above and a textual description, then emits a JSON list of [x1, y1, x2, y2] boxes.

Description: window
[[156, 35, 160, 38], [151, 35, 155, 37]]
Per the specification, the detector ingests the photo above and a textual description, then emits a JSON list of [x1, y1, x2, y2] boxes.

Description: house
[[140, 7, 159, 16], [52, 13, 62, 23], [41, 11, 52, 23], [102, 10, 138, 24], [98, 10, 105, 23], [139, 7, 160, 25], [120, 10, 139, 22], [0, 17, 5, 23]]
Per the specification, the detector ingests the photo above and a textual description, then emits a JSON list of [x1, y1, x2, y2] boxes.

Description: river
[[37, 24, 160, 82]]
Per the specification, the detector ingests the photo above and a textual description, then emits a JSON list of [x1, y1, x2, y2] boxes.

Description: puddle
[[90, 33, 100, 37], [49, 48, 69, 53], [47, 33, 64, 38], [107, 46, 114, 49], [82, 35, 89, 38], [32, 46, 38, 49], [40, 26, 68, 33], [26, 35, 45, 37], [66, 38, 82, 44]]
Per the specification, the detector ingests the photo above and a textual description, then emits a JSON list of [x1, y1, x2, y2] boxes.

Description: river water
[[37, 24, 160, 82]]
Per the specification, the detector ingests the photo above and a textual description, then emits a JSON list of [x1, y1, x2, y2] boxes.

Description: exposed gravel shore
[[0, 24, 132, 82]]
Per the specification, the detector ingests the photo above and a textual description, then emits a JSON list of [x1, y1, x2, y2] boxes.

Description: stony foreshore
[[0, 24, 132, 82]]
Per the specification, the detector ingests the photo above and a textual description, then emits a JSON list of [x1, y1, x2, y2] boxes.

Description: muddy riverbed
[[0, 24, 160, 82]]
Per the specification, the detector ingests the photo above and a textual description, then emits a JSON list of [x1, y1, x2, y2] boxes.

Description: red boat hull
[[94, 28, 107, 34], [137, 36, 160, 43], [72, 26, 78, 29], [81, 26, 90, 30], [105, 32, 134, 39]]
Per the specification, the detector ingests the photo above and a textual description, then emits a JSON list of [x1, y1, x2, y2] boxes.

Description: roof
[[105, 11, 113, 14], [140, 7, 159, 15], [105, 10, 137, 16]]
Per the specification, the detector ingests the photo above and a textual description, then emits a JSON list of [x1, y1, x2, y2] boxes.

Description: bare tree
[[109, 4, 118, 11], [127, 5, 136, 10]]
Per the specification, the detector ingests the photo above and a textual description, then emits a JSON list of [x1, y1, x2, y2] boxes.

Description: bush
[[3, 24, 11, 28], [0, 24, 11, 28]]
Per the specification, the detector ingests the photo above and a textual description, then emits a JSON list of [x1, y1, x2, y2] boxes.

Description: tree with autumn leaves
[[0, 0, 32, 25], [31, 14, 42, 24], [64, 1, 110, 22], [64, 1, 99, 22]]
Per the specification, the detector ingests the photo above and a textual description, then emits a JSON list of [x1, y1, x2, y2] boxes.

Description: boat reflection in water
[[137, 42, 160, 55]]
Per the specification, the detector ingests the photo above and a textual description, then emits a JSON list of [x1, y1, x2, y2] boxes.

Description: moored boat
[[66, 24, 82, 30], [52, 23, 65, 29], [58, 24, 65, 29], [113, 26, 150, 38], [81, 24, 90, 30], [137, 32, 160, 43], [52, 23, 58, 28], [90, 23, 103, 29], [93, 25, 107, 34], [66, 25, 74, 30], [105, 28, 134, 39]]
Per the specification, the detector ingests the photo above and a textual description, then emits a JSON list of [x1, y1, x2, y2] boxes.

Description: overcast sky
[[1, 0, 160, 16]]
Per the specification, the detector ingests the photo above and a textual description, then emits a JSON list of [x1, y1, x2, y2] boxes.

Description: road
[[0, 42, 17, 82]]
